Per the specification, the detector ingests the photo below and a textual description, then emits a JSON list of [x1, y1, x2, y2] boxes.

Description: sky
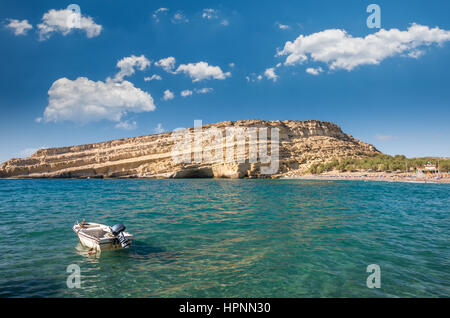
[[0, 0, 449, 163]]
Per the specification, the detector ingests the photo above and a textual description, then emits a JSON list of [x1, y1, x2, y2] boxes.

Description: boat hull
[[73, 222, 134, 251]]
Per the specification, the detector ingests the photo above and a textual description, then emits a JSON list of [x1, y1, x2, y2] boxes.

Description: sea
[[0, 179, 448, 297]]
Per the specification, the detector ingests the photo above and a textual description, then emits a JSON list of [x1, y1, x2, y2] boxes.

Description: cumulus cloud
[[277, 23, 450, 72], [162, 89, 174, 101], [220, 20, 229, 26], [152, 8, 169, 22], [264, 67, 278, 81], [5, 19, 32, 35], [171, 11, 188, 24], [144, 74, 162, 81], [306, 67, 323, 75], [114, 55, 150, 81], [202, 9, 218, 20], [115, 120, 137, 130], [41, 77, 155, 123], [37, 9, 102, 40], [181, 89, 193, 97], [176, 61, 231, 82], [154, 123, 165, 134], [155, 56, 176, 73]]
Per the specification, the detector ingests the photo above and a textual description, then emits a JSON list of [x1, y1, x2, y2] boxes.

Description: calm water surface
[[0, 179, 448, 297]]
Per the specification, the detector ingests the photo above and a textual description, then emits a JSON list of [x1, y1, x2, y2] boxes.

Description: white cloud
[[154, 123, 165, 134], [264, 67, 278, 81], [41, 77, 155, 123], [5, 19, 32, 35], [181, 89, 193, 97], [407, 50, 425, 59], [155, 8, 169, 13], [201, 8, 228, 25], [180, 88, 214, 96], [144, 74, 162, 81], [114, 55, 150, 81], [246, 74, 263, 82], [195, 87, 213, 94], [176, 61, 231, 82], [152, 8, 169, 22], [277, 23, 450, 72], [202, 9, 218, 20], [37, 9, 102, 40], [155, 58, 230, 82], [306, 67, 323, 75], [162, 89, 174, 101], [276, 22, 290, 30], [171, 11, 188, 24], [115, 120, 137, 130], [155, 56, 176, 73], [229, 62, 235, 68]]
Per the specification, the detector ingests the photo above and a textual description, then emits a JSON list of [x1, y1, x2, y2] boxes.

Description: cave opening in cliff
[[174, 167, 214, 178]]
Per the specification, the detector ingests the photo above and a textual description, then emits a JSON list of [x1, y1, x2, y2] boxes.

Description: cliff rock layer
[[0, 120, 380, 179]]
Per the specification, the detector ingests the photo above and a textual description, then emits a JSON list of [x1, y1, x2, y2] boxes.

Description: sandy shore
[[283, 171, 450, 184]]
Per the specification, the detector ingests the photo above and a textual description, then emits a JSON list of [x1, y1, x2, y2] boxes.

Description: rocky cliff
[[0, 120, 380, 179]]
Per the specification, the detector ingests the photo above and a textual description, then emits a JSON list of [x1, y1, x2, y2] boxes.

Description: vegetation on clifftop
[[308, 154, 450, 174]]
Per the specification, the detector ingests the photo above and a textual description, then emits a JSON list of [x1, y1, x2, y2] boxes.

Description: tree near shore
[[308, 154, 450, 174]]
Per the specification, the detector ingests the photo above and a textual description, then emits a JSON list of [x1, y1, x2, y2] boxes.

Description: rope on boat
[[75, 219, 86, 245]]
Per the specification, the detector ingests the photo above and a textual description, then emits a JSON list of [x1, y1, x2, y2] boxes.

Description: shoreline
[[283, 171, 450, 184], [1, 173, 450, 184]]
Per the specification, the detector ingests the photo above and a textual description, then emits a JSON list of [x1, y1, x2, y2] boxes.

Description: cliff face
[[0, 120, 380, 179]]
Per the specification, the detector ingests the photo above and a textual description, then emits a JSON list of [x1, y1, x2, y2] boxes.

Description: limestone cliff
[[0, 120, 380, 179]]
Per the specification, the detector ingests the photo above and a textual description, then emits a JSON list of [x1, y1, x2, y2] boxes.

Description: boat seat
[[83, 228, 109, 238]]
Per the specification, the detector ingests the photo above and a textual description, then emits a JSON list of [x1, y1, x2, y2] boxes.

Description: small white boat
[[73, 221, 134, 251]]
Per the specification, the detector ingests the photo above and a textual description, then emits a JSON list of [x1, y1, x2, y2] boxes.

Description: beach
[[283, 171, 450, 184]]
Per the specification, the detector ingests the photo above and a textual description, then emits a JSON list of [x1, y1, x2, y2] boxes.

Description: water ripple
[[0, 179, 448, 297]]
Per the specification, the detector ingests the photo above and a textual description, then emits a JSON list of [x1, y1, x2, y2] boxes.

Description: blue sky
[[1, 0, 449, 163]]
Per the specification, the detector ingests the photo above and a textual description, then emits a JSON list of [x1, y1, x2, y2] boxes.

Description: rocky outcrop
[[0, 120, 380, 179]]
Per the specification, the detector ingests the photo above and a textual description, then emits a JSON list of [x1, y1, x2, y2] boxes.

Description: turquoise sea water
[[0, 179, 448, 297]]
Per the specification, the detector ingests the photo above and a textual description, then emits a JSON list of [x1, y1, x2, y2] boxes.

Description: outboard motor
[[110, 223, 130, 248]]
